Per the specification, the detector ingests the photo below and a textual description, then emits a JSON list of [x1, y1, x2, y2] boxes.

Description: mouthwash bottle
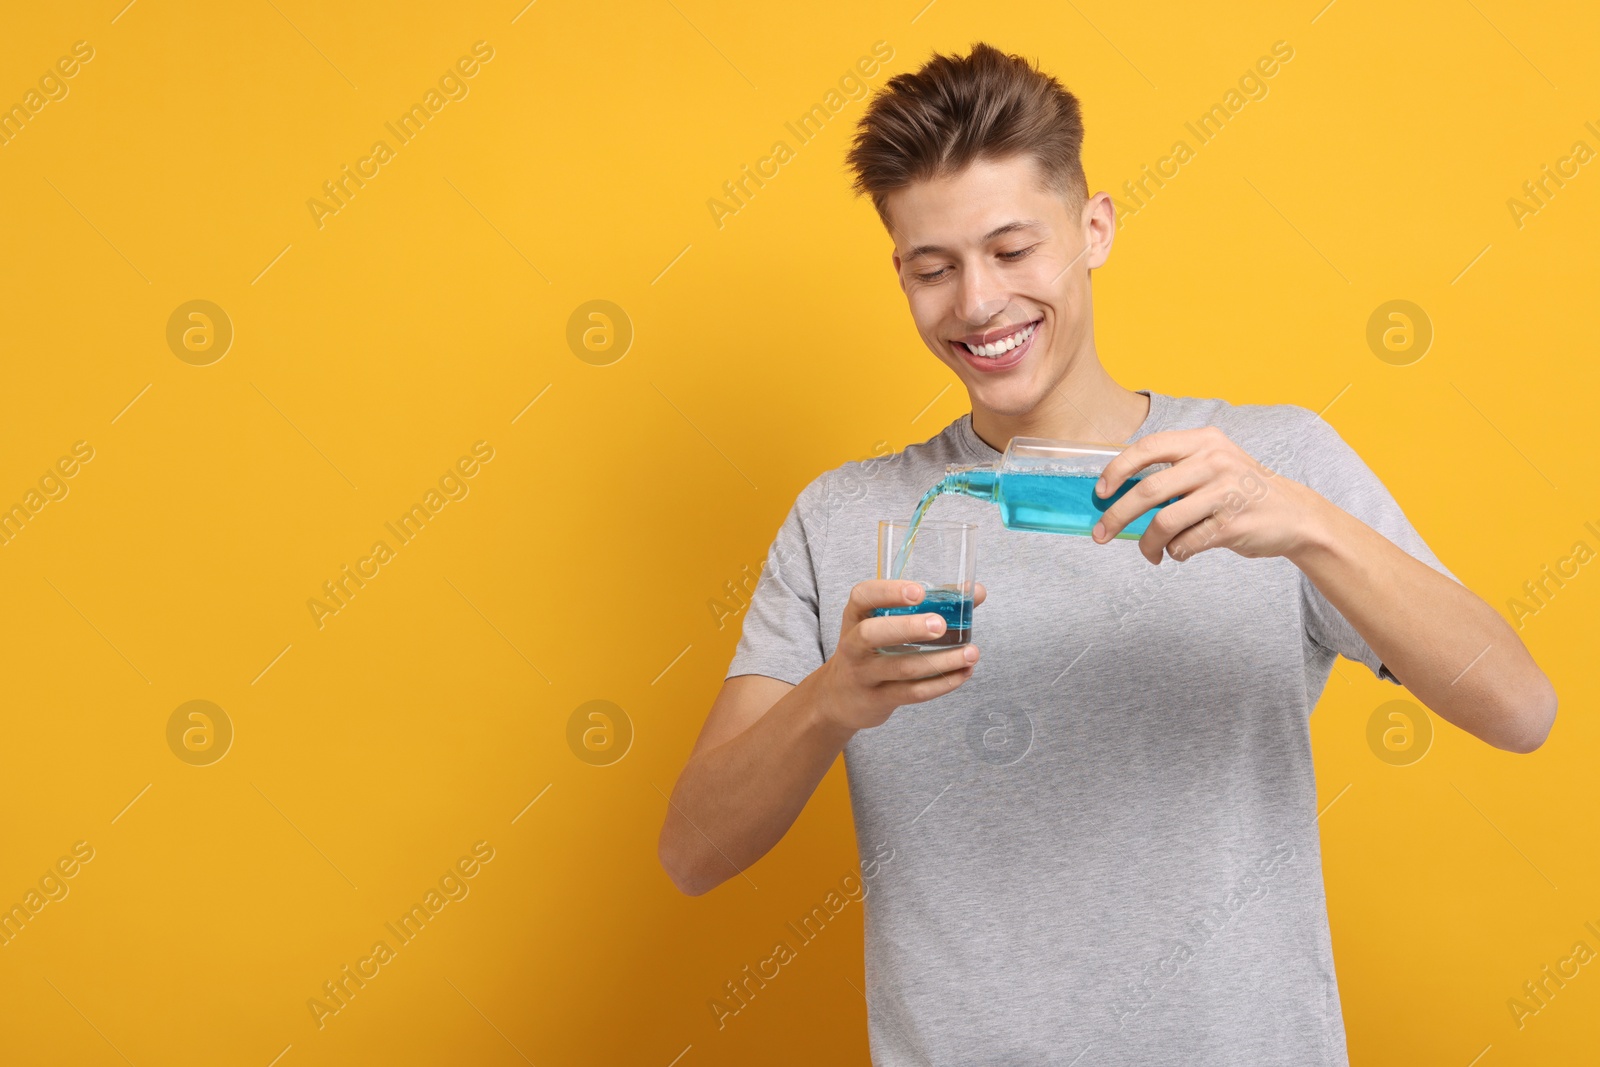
[[928, 438, 1172, 540]]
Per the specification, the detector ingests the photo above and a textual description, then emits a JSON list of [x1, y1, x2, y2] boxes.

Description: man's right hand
[[814, 579, 985, 732], [659, 579, 986, 895]]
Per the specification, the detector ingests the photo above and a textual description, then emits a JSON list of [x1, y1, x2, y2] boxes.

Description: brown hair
[[845, 42, 1088, 228]]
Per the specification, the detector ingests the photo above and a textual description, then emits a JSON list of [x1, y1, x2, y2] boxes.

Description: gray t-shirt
[[725, 389, 1454, 1066]]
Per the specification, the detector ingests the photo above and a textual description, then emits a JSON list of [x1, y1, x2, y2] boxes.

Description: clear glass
[[871, 519, 977, 654]]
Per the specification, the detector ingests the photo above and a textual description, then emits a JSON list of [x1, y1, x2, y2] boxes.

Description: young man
[[659, 43, 1555, 1066]]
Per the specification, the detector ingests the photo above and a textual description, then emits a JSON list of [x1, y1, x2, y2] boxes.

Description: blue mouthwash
[[872, 586, 973, 647]]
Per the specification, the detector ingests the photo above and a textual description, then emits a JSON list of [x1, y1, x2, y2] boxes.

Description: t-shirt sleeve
[[1287, 409, 1458, 684], [724, 472, 832, 685]]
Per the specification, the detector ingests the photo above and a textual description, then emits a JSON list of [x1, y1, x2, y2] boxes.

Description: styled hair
[[845, 42, 1088, 227]]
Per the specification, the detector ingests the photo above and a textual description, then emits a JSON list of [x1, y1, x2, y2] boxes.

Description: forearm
[[1287, 494, 1556, 751], [660, 671, 857, 895]]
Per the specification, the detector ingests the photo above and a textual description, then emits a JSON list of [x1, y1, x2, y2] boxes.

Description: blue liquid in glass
[[872, 588, 973, 648]]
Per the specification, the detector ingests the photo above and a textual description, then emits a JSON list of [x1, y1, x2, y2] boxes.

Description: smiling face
[[885, 155, 1115, 422]]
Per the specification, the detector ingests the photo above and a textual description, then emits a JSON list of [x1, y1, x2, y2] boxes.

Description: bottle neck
[[943, 465, 999, 502]]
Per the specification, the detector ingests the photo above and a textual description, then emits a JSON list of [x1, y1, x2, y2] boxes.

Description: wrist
[[1282, 484, 1348, 567], [798, 663, 862, 747]]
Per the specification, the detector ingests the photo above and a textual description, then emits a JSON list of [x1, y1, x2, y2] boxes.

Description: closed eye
[[913, 243, 1037, 281]]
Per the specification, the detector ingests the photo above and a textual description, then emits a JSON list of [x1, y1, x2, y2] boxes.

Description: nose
[[955, 257, 1010, 325]]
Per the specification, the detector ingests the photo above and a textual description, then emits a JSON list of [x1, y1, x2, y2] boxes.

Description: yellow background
[[1, 0, 1596, 1064]]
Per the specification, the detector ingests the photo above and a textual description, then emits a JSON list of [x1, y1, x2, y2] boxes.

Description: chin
[[968, 366, 1047, 410], [968, 386, 1043, 421]]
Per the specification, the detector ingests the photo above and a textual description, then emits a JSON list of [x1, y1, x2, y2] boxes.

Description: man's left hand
[[1091, 427, 1324, 565]]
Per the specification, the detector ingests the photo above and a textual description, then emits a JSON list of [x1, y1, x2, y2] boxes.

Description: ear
[[1082, 191, 1116, 270], [891, 249, 907, 293]]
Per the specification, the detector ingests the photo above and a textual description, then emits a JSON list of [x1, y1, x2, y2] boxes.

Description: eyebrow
[[904, 219, 1044, 261]]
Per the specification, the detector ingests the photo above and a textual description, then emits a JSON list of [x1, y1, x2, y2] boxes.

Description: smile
[[951, 319, 1041, 372]]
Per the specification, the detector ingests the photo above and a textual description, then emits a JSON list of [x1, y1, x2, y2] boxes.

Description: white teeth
[[962, 321, 1036, 358]]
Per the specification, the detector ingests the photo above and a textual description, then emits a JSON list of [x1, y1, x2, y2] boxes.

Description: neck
[[969, 355, 1150, 452]]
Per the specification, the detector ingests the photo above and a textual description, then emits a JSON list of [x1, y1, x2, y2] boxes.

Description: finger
[[1093, 461, 1209, 543], [972, 581, 987, 608], [1095, 428, 1211, 498], [856, 609, 952, 653], [878, 664, 976, 705], [844, 579, 927, 627], [1165, 512, 1227, 562], [1138, 495, 1227, 563], [877, 643, 978, 681]]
